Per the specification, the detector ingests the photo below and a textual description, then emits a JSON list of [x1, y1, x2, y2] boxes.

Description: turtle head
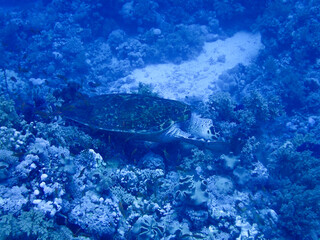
[[197, 119, 220, 141], [188, 113, 220, 141]]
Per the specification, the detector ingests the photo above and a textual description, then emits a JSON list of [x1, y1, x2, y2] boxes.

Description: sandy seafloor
[[110, 32, 263, 101]]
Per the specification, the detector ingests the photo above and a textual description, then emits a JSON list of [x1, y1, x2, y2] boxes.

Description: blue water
[[0, 0, 319, 239]]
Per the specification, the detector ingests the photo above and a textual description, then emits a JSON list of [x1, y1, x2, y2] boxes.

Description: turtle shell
[[61, 94, 191, 134]]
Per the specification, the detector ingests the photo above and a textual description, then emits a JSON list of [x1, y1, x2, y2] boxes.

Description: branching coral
[[175, 175, 208, 207], [69, 192, 120, 237], [0, 95, 20, 128], [0, 209, 74, 240]]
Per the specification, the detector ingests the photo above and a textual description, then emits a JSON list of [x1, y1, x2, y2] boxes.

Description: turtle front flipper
[[164, 123, 196, 142], [165, 123, 230, 153]]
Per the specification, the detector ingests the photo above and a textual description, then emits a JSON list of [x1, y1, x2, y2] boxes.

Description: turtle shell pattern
[[62, 94, 191, 134]]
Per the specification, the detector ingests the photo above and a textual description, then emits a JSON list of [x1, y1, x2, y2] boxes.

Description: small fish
[[56, 74, 68, 82], [118, 201, 126, 218], [0, 165, 7, 169], [131, 148, 137, 157], [18, 66, 29, 73], [163, 148, 170, 160], [78, 167, 86, 178], [54, 187, 59, 198], [12, 152, 25, 158]]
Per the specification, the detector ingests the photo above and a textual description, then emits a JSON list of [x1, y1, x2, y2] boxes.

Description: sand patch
[[110, 32, 263, 102]]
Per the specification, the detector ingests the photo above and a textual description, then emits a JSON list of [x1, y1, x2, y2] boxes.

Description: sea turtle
[[61, 94, 228, 151]]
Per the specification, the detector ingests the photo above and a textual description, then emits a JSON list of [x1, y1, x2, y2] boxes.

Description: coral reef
[[0, 0, 319, 239]]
